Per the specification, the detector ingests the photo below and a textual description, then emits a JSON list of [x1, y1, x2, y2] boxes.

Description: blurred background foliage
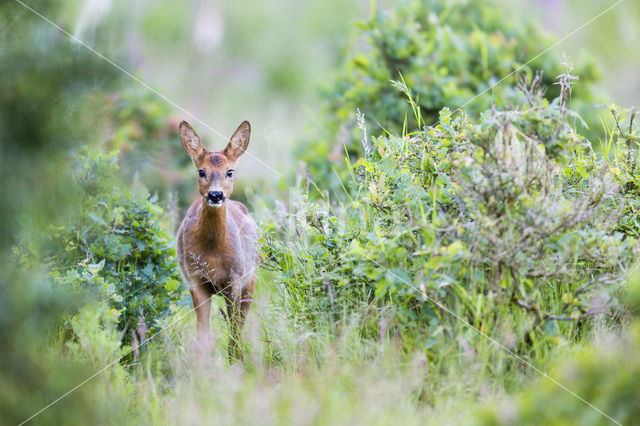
[[301, 0, 609, 194], [2, 0, 640, 424]]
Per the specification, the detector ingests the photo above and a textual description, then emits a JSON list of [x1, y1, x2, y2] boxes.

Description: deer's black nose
[[207, 191, 225, 203]]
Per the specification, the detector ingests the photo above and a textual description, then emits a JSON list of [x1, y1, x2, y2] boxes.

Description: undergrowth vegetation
[[479, 268, 640, 425], [17, 149, 184, 354], [264, 69, 639, 365], [6, 0, 640, 425]]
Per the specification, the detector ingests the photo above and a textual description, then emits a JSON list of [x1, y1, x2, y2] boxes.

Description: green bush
[[41, 148, 185, 350], [608, 107, 640, 239], [478, 266, 640, 426], [301, 0, 603, 192], [263, 72, 635, 358]]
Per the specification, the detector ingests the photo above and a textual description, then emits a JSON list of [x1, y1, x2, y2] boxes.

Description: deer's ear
[[179, 121, 206, 164], [224, 121, 250, 162]]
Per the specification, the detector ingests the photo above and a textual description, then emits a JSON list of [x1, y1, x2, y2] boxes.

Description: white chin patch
[[207, 200, 223, 208]]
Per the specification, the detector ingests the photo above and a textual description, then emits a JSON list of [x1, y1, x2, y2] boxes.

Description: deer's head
[[179, 120, 250, 208]]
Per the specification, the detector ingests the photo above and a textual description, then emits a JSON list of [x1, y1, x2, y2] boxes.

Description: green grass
[[50, 267, 575, 425]]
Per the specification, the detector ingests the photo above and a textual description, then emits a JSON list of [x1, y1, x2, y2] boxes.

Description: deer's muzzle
[[206, 191, 225, 207]]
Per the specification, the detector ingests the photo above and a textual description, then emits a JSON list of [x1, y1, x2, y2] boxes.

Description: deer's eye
[[198, 170, 206, 178], [226, 170, 234, 178]]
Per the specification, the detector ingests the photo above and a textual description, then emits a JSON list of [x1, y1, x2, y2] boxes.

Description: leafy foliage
[[42, 149, 185, 348], [608, 107, 640, 238], [301, 0, 603, 192], [479, 268, 640, 426], [6, 0, 640, 423], [264, 74, 636, 358]]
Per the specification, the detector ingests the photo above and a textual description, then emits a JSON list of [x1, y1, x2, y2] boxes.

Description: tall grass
[[67, 270, 536, 425]]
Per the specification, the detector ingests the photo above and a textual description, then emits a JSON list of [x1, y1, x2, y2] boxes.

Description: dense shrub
[[40, 149, 185, 350], [263, 73, 637, 357], [301, 0, 604, 192], [479, 267, 640, 426]]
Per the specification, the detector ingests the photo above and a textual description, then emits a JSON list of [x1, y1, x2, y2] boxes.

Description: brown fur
[[176, 120, 258, 359]]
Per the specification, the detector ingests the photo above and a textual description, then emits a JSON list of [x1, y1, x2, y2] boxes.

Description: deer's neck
[[195, 200, 228, 250]]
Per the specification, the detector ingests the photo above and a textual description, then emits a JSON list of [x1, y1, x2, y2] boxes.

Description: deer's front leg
[[190, 285, 213, 355]]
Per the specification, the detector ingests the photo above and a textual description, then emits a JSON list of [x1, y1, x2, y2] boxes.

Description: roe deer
[[176, 120, 258, 359]]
